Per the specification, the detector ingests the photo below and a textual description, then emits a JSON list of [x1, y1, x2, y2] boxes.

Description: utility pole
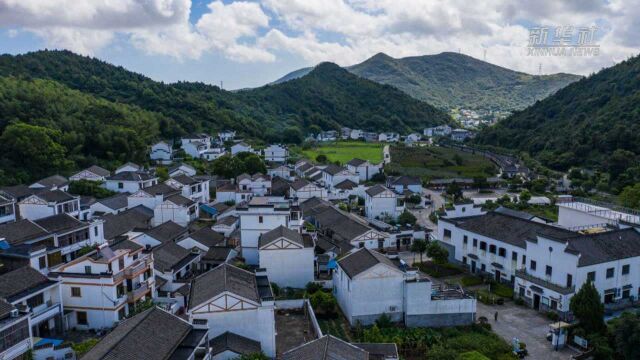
[[538, 63, 542, 75], [483, 49, 487, 61], [220, 81, 223, 90]]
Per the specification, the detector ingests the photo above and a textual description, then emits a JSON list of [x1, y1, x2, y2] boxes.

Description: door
[[495, 270, 501, 282], [533, 294, 541, 310], [471, 261, 477, 274]]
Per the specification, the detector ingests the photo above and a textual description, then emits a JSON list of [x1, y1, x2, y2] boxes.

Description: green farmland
[[300, 141, 385, 164]]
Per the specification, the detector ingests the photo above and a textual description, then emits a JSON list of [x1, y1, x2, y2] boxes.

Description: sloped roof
[[171, 174, 199, 186], [566, 228, 640, 267], [258, 225, 305, 248], [82, 307, 200, 360], [347, 158, 367, 167], [107, 171, 156, 182], [365, 184, 389, 197], [145, 221, 187, 243], [0, 266, 57, 302], [210, 332, 261, 357], [33, 190, 76, 203], [141, 183, 179, 197], [291, 179, 311, 191], [32, 174, 68, 189], [96, 193, 129, 210], [86, 165, 111, 177], [102, 205, 153, 240], [34, 213, 85, 233], [187, 227, 225, 247], [153, 242, 197, 272], [282, 335, 368, 360], [323, 164, 346, 176], [0, 219, 49, 245], [188, 264, 260, 309], [389, 176, 421, 186], [166, 194, 194, 207], [335, 179, 357, 190], [338, 248, 399, 279]]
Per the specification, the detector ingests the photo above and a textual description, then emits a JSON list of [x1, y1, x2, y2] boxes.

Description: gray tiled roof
[[258, 226, 305, 248], [34, 213, 85, 234], [347, 158, 367, 167], [107, 171, 156, 182], [291, 179, 310, 191], [187, 227, 225, 248], [566, 228, 640, 267], [145, 221, 187, 243], [32, 175, 68, 189], [171, 174, 199, 186], [141, 183, 179, 197], [323, 164, 345, 176], [96, 193, 129, 210], [389, 176, 421, 186], [86, 165, 111, 177], [365, 184, 388, 197], [0, 185, 36, 200], [34, 190, 76, 203], [210, 332, 261, 356], [444, 211, 576, 249], [82, 307, 196, 360], [152, 242, 197, 273], [102, 205, 153, 240], [166, 194, 194, 207], [0, 266, 57, 302], [335, 179, 357, 190], [216, 215, 238, 226], [0, 298, 15, 319], [315, 207, 372, 241], [188, 264, 260, 309], [0, 219, 48, 245], [282, 335, 369, 360], [338, 248, 398, 279], [202, 247, 234, 263]]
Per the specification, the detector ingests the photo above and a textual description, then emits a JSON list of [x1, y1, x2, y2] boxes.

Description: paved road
[[383, 145, 391, 164], [476, 302, 577, 360]]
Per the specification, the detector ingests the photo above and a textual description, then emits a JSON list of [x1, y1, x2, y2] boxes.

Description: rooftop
[[282, 335, 368, 360], [188, 264, 269, 310], [338, 248, 399, 279], [145, 221, 188, 243], [0, 266, 57, 302]]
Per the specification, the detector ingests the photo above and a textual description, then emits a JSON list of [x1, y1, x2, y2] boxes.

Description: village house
[[0, 214, 105, 274], [81, 307, 211, 360], [321, 164, 359, 190], [104, 171, 158, 194], [18, 190, 81, 221], [330, 179, 359, 200], [451, 128, 474, 142], [317, 130, 338, 142], [282, 335, 399, 360], [364, 185, 404, 221], [153, 241, 201, 293], [424, 125, 452, 137], [165, 174, 210, 204], [187, 264, 276, 357], [215, 183, 252, 205], [231, 142, 253, 155], [149, 141, 173, 164], [202, 147, 227, 161], [0, 267, 63, 338], [218, 130, 236, 143], [340, 127, 352, 139], [349, 129, 363, 140], [334, 248, 476, 327], [210, 331, 261, 360], [387, 176, 423, 195], [0, 298, 31, 359], [29, 175, 69, 192], [236, 173, 271, 197], [89, 193, 129, 216], [70, 165, 111, 182], [238, 197, 302, 265], [101, 206, 153, 243], [258, 226, 314, 288], [135, 221, 188, 248], [0, 194, 16, 224], [115, 162, 142, 174], [212, 215, 239, 237], [263, 144, 288, 163], [346, 158, 381, 182], [290, 179, 327, 202], [126, 183, 198, 226], [177, 226, 225, 253], [378, 132, 400, 142], [267, 164, 294, 181], [168, 163, 197, 178], [50, 241, 154, 330]]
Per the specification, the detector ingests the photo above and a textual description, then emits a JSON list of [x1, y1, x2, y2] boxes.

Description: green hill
[[273, 52, 581, 111], [474, 54, 640, 190]]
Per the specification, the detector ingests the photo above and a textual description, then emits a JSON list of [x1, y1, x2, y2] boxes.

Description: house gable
[[190, 291, 259, 314], [259, 236, 304, 250]]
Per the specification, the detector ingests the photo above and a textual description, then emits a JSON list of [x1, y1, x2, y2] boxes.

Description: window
[[258, 216, 263, 223], [480, 241, 487, 251], [118, 182, 124, 189], [94, 227, 98, 237], [489, 244, 496, 254], [473, 239, 478, 247], [84, 266, 92, 274], [587, 271, 596, 282], [26, 293, 44, 308], [511, 252, 518, 262], [38, 256, 46, 269], [530, 260, 537, 271], [545, 265, 552, 277], [622, 264, 630, 275], [522, 255, 526, 265], [462, 256, 467, 264], [566, 274, 573, 288], [118, 258, 125, 271], [443, 229, 451, 240], [606, 268, 614, 278], [71, 287, 81, 297], [463, 235, 468, 245], [498, 248, 506, 257], [77, 311, 88, 325]]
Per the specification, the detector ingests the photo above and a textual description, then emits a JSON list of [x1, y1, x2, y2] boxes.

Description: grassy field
[[299, 141, 385, 164], [387, 145, 497, 180]]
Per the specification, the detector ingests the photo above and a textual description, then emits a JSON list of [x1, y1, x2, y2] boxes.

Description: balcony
[[125, 260, 149, 278], [30, 301, 61, 325], [516, 269, 575, 295], [127, 280, 151, 303]]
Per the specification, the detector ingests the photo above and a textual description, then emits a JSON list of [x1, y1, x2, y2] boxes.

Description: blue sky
[[0, 0, 637, 89]]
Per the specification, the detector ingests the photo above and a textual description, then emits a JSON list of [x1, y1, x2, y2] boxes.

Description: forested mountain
[[474, 54, 640, 191], [238, 62, 451, 133], [0, 50, 451, 184], [273, 52, 581, 111]]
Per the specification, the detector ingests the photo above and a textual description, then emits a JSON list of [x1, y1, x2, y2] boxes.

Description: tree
[[397, 210, 417, 226], [427, 242, 449, 265], [282, 126, 303, 144], [242, 153, 267, 174], [473, 176, 488, 190], [570, 282, 606, 335], [68, 180, 117, 199], [453, 153, 464, 165], [620, 183, 640, 209], [519, 190, 532, 204], [445, 182, 463, 201], [309, 291, 337, 317], [315, 154, 328, 163], [612, 312, 640, 360], [411, 239, 428, 262]]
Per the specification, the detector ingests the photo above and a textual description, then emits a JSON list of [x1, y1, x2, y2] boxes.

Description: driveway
[[476, 302, 578, 359]]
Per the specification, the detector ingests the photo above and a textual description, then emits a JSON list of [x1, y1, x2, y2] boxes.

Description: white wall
[[259, 247, 314, 288]]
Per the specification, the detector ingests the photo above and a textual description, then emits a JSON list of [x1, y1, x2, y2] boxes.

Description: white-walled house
[[215, 183, 252, 205], [105, 171, 158, 194], [0, 194, 16, 224], [267, 165, 294, 181], [115, 162, 141, 174], [334, 248, 476, 327], [231, 142, 253, 155], [263, 144, 288, 163], [258, 226, 314, 288], [364, 185, 403, 221], [187, 264, 276, 357], [90, 193, 129, 216], [346, 159, 381, 182], [290, 179, 327, 202], [322, 165, 359, 189], [150, 141, 173, 164], [70, 165, 111, 182], [236, 174, 271, 197], [387, 176, 423, 195], [30, 175, 69, 191], [168, 163, 197, 178], [556, 196, 640, 229], [50, 241, 154, 330], [218, 130, 236, 142], [0, 267, 63, 338], [126, 183, 198, 226], [19, 190, 81, 221], [238, 197, 302, 265], [166, 174, 210, 204], [378, 133, 400, 142], [0, 299, 31, 359]]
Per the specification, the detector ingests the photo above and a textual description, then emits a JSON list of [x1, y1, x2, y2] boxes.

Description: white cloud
[[0, 0, 638, 75]]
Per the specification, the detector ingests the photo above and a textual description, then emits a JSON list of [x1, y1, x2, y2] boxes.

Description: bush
[[460, 276, 483, 287], [546, 311, 559, 321], [491, 283, 514, 298], [309, 291, 337, 318], [305, 282, 323, 295], [72, 338, 99, 357], [375, 313, 394, 328]]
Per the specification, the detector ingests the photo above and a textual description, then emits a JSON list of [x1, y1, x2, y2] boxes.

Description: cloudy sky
[[0, 0, 638, 89]]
